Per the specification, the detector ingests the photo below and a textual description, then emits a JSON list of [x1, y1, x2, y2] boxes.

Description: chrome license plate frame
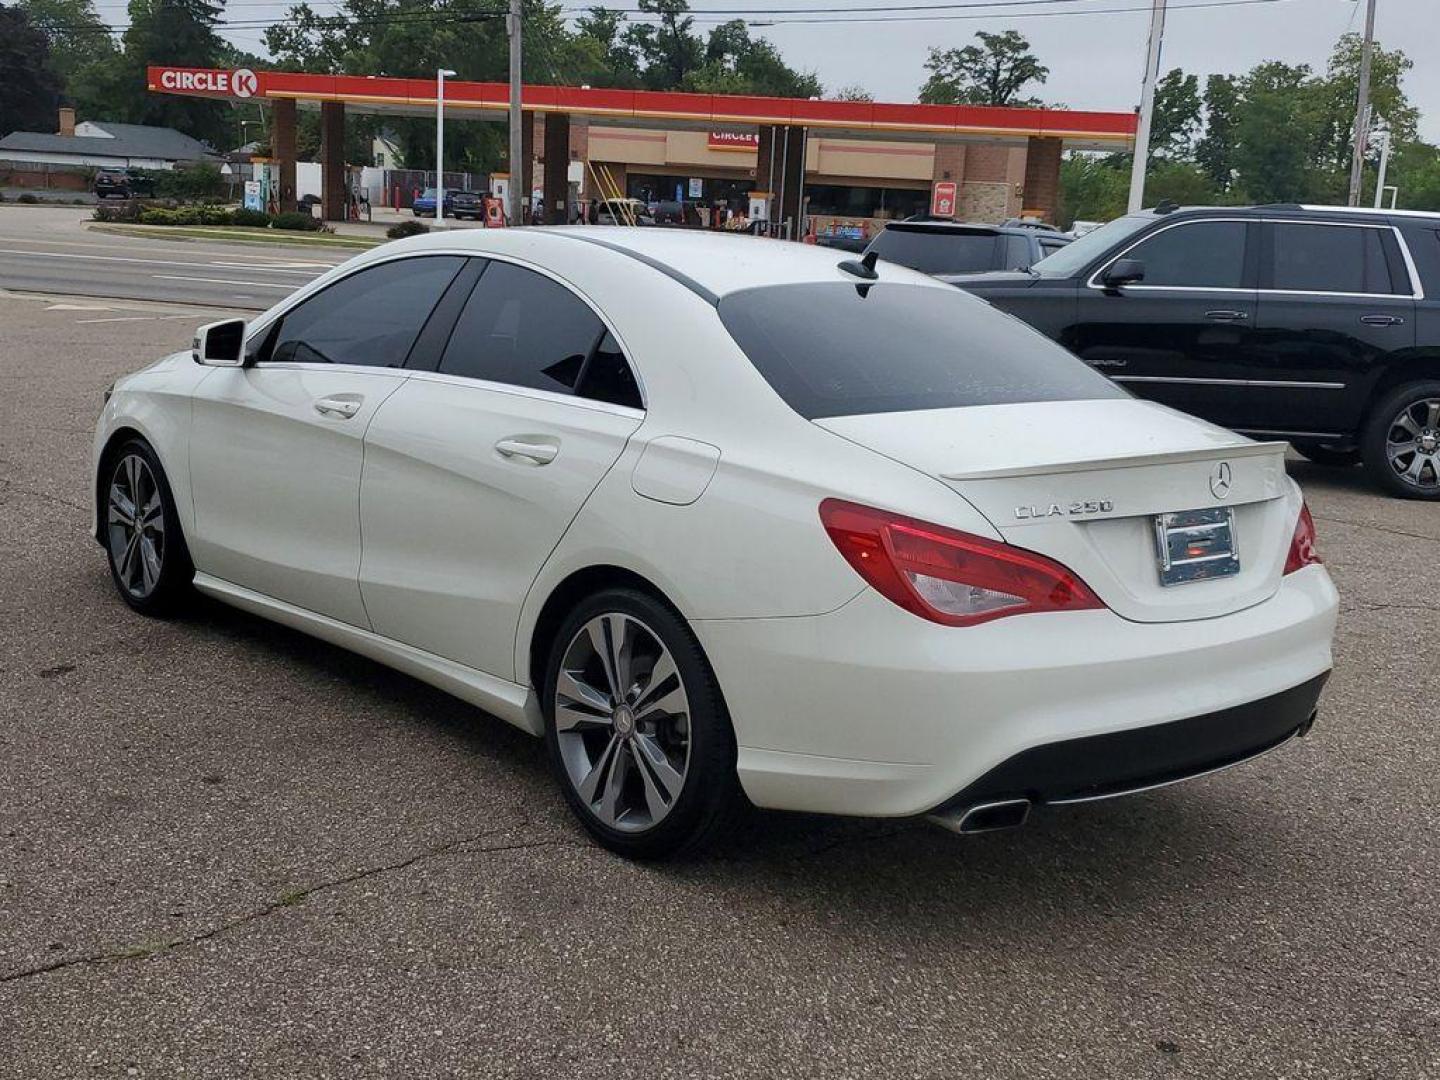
[[1153, 507, 1240, 587]]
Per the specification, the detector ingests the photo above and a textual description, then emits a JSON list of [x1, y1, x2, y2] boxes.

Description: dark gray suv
[[864, 219, 1071, 277]]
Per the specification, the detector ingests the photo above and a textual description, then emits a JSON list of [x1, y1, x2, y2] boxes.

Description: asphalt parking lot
[[1, 293, 1437, 1079]]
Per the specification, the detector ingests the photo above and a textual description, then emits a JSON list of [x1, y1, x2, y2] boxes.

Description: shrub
[[270, 211, 322, 232], [137, 205, 235, 226], [386, 219, 430, 239], [152, 162, 225, 202], [93, 201, 142, 223], [17, 193, 39, 204], [232, 207, 271, 227]]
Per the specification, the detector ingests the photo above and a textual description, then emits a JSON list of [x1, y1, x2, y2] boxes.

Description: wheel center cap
[[612, 705, 636, 738], [1421, 431, 1438, 453]]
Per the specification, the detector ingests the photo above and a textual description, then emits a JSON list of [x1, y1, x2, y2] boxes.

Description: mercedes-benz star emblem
[[1210, 461, 1233, 499]]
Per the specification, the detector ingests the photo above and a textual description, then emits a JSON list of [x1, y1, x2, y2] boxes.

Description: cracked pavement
[[1, 287, 1437, 1078]]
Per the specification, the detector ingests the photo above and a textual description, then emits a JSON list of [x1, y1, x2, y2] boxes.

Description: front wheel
[[1361, 381, 1440, 499], [542, 589, 741, 859], [102, 439, 193, 614]]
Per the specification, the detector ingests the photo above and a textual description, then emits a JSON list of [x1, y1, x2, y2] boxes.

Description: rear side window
[[262, 256, 465, 367], [439, 262, 642, 408], [1270, 223, 1396, 294], [718, 282, 1125, 420], [1120, 220, 1247, 288], [868, 229, 1000, 275]]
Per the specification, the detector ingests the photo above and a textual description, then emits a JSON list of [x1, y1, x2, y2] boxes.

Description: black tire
[[101, 438, 194, 614], [1360, 380, 1440, 499], [541, 587, 742, 859], [1292, 441, 1360, 467]]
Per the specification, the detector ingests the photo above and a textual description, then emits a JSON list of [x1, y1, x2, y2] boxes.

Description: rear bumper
[[697, 564, 1337, 817], [928, 672, 1326, 817]]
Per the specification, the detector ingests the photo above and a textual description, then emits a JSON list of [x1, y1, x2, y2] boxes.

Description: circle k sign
[[233, 69, 258, 98], [156, 68, 259, 98]]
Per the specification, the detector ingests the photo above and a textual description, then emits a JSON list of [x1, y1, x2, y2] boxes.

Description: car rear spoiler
[[941, 440, 1289, 481]]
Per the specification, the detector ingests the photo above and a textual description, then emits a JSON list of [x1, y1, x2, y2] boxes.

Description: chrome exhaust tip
[[926, 798, 1032, 835]]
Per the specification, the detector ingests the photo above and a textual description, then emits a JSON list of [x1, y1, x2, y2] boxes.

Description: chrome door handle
[[1361, 314, 1404, 326], [1205, 310, 1249, 322], [314, 396, 362, 419], [495, 437, 559, 465]]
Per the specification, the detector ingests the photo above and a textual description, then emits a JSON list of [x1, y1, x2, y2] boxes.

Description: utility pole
[[507, 0, 523, 226], [1347, 0, 1378, 207], [436, 68, 455, 228], [1372, 126, 1392, 208], [1127, 0, 1167, 213]]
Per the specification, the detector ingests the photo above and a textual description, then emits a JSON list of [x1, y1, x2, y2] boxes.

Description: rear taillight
[[819, 499, 1105, 627], [1284, 502, 1321, 574]]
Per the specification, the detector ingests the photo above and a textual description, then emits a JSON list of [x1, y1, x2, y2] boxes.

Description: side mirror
[[1102, 257, 1145, 290], [192, 318, 247, 366]]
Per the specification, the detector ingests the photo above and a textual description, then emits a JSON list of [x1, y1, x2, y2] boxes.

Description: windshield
[[1029, 214, 1155, 278], [718, 282, 1125, 420], [866, 228, 999, 275], [420, 188, 437, 199]]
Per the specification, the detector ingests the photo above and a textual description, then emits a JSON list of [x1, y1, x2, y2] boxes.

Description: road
[[1, 293, 1438, 1079], [0, 205, 350, 310]]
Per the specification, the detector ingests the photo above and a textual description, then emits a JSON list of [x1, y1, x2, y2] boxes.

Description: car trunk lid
[[814, 399, 1294, 623]]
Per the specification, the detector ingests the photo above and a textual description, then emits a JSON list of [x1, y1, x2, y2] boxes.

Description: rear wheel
[[542, 588, 741, 859], [1361, 381, 1440, 499], [102, 439, 193, 614], [1292, 441, 1360, 467]]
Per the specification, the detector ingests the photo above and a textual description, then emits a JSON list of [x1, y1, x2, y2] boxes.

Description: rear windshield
[[867, 228, 1001, 275], [718, 282, 1125, 419]]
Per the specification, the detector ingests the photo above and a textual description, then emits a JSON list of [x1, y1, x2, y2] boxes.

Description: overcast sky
[[732, 0, 1438, 142]]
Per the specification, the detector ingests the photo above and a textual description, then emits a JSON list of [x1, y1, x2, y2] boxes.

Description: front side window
[[1270, 223, 1396, 294], [258, 256, 465, 367], [439, 262, 642, 408], [1117, 220, 1248, 288], [718, 282, 1125, 420]]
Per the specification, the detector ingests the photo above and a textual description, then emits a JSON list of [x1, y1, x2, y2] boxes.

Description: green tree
[[1311, 33, 1417, 177], [1230, 62, 1319, 202], [918, 30, 1048, 107], [684, 19, 821, 98], [16, 0, 117, 96], [1195, 74, 1239, 191], [574, 6, 642, 87], [1151, 68, 1201, 159], [831, 84, 873, 103], [0, 4, 62, 136], [624, 0, 703, 90], [1057, 154, 1128, 228]]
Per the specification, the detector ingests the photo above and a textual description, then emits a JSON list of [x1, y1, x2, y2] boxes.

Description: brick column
[[543, 112, 571, 224], [271, 97, 297, 214], [319, 100, 346, 222], [1022, 136, 1063, 222]]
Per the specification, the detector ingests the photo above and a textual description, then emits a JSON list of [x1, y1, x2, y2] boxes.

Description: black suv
[[93, 169, 155, 200], [951, 204, 1440, 498], [865, 219, 1071, 276]]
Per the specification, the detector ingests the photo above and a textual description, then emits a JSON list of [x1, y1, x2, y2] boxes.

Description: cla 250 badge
[[1014, 499, 1114, 520]]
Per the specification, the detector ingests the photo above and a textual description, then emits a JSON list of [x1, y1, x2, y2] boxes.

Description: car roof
[[880, 219, 1066, 238], [392, 226, 946, 300], [1147, 203, 1440, 224]]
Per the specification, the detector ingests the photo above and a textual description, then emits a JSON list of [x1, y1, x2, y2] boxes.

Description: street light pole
[[1372, 126, 1392, 208], [507, 0, 523, 226], [1127, 0, 1167, 213], [1347, 0, 1378, 207], [436, 67, 456, 228]]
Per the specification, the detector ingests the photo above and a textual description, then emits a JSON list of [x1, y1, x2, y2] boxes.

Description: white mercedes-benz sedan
[[92, 228, 1338, 857]]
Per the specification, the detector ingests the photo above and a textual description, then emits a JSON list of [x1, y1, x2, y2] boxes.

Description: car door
[[187, 254, 467, 626], [1249, 219, 1417, 437], [359, 259, 646, 680], [1068, 217, 1260, 428]]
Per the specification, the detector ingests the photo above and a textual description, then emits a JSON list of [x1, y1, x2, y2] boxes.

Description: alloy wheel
[[554, 613, 691, 833], [107, 452, 165, 599], [1385, 397, 1440, 492]]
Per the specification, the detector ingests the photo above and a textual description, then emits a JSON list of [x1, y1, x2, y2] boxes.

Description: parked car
[[864, 219, 1071, 276], [93, 169, 155, 200], [411, 188, 453, 217], [94, 229, 1336, 857], [948, 204, 1440, 499], [451, 191, 484, 220]]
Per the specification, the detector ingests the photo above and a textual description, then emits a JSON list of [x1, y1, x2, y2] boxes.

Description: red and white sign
[[930, 180, 957, 219], [153, 67, 262, 98], [708, 131, 760, 152]]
